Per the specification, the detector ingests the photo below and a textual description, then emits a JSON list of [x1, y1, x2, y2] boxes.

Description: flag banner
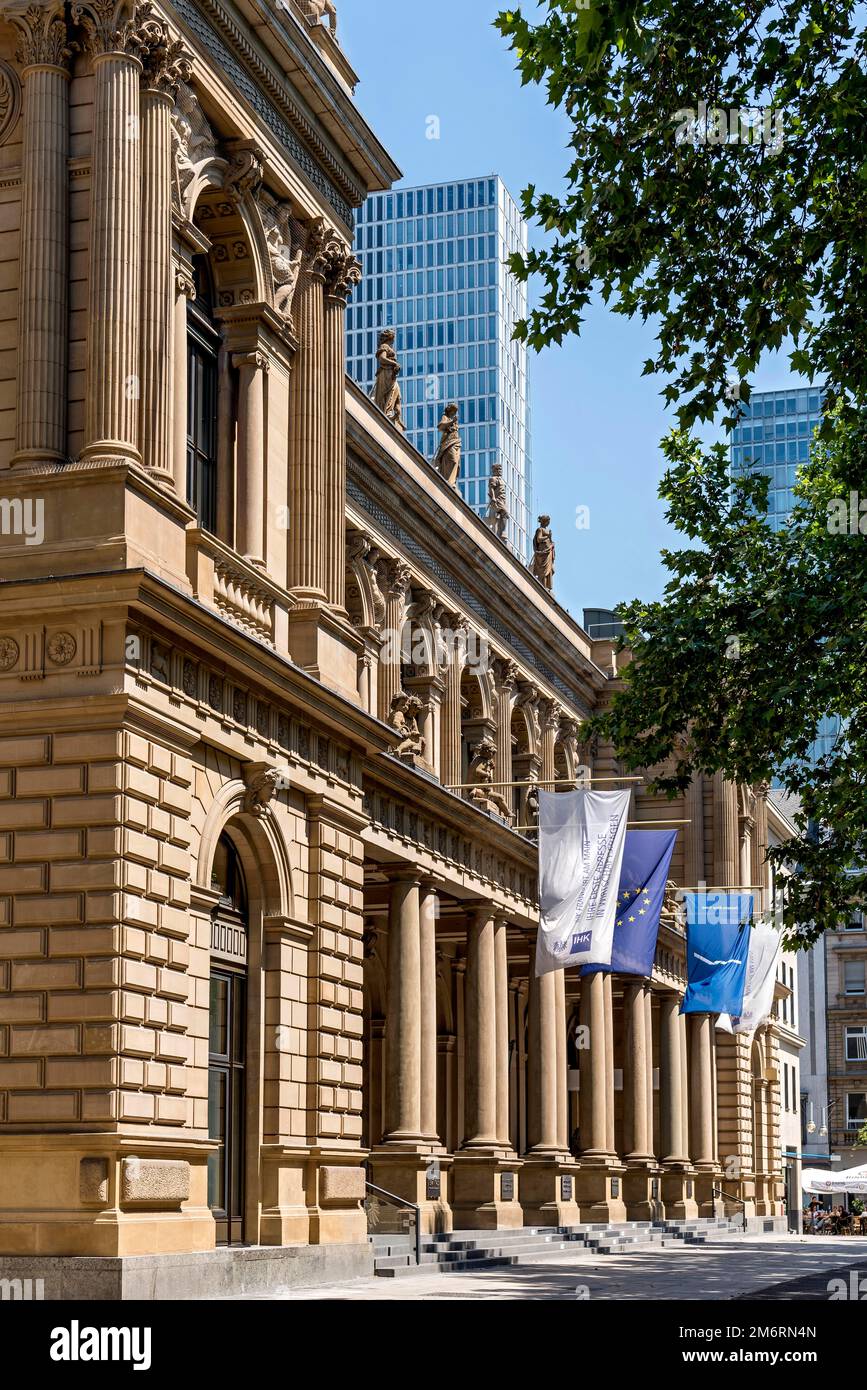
[[716, 918, 782, 1035], [681, 891, 753, 1015], [535, 788, 631, 977], [583, 828, 679, 979]]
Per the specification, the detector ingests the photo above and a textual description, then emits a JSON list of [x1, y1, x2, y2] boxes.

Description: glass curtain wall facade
[[730, 386, 839, 764], [346, 176, 533, 559]]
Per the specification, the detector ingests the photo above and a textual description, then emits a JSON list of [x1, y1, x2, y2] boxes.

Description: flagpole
[[444, 775, 646, 791], [512, 818, 692, 831]]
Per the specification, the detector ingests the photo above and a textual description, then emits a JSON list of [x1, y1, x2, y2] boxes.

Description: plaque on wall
[[651, 1178, 660, 1200], [501, 1171, 515, 1201], [686, 1179, 694, 1198], [610, 1177, 620, 1198], [561, 1175, 573, 1202], [425, 1159, 441, 1202]]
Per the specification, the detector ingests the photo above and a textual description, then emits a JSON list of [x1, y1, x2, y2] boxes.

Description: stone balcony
[[185, 528, 293, 651]]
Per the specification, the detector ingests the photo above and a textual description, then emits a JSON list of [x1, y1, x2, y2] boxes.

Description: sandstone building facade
[[0, 0, 793, 1295]]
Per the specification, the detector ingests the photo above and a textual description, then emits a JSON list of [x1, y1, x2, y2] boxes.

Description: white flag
[[535, 788, 631, 977], [716, 918, 782, 1035]]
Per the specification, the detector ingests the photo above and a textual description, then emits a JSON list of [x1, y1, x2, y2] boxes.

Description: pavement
[[230, 1234, 867, 1301]]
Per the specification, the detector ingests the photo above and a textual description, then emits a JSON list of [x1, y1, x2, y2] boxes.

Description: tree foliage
[[495, 0, 867, 945]]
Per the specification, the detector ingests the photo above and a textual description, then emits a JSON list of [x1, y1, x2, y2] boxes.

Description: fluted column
[[419, 884, 439, 1144], [377, 558, 410, 723], [171, 267, 194, 500], [603, 972, 616, 1155], [287, 222, 327, 598], [10, 2, 71, 466], [689, 1012, 717, 1169], [78, 0, 143, 464], [383, 871, 424, 1144], [684, 773, 704, 886], [321, 237, 361, 609], [440, 613, 466, 789], [493, 658, 517, 807], [625, 981, 653, 1160], [527, 967, 560, 1153], [660, 992, 689, 1163], [138, 14, 188, 482], [751, 783, 769, 909], [232, 351, 268, 566], [494, 916, 510, 1148], [713, 771, 739, 887], [540, 699, 560, 786], [580, 970, 611, 1156], [462, 906, 498, 1148]]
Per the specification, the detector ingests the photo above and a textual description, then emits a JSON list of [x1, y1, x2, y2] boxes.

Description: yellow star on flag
[[628, 915, 635, 923]]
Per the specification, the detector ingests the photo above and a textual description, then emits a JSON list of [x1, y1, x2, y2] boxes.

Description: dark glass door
[[208, 966, 246, 1245]]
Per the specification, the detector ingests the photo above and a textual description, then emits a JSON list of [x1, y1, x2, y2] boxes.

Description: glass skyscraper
[[346, 176, 533, 559], [730, 385, 840, 764]]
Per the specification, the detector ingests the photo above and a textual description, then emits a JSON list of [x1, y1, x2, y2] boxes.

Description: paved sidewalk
[[230, 1235, 867, 1301]]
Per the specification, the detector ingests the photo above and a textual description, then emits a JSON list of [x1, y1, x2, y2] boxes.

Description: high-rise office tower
[[346, 176, 533, 559], [730, 385, 839, 764]]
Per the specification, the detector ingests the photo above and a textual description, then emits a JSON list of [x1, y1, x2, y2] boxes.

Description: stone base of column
[[660, 1165, 699, 1221], [451, 1153, 523, 1230], [574, 1158, 627, 1224], [694, 1165, 722, 1218], [262, 1147, 370, 1247], [623, 1158, 665, 1222], [519, 1154, 581, 1228], [368, 1149, 453, 1236], [287, 602, 364, 705]]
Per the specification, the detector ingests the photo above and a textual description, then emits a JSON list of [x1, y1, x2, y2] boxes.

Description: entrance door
[[208, 966, 246, 1244]]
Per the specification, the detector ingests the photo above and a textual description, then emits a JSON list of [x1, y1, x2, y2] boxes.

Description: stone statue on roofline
[[467, 736, 512, 821], [486, 462, 508, 540], [371, 328, 405, 432], [306, 0, 338, 38], [530, 514, 555, 591], [433, 403, 461, 485]]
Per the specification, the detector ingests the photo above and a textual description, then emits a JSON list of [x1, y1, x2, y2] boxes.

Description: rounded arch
[[460, 661, 495, 723], [193, 187, 269, 311], [194, 777, 295, 920]]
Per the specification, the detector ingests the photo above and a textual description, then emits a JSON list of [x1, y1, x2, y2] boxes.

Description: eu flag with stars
[[583, 829, 678, 978]]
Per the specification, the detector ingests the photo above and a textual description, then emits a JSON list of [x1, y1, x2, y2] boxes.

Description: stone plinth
[[519, 1156, 581, 1228], [450, 1154, 523, 1231]]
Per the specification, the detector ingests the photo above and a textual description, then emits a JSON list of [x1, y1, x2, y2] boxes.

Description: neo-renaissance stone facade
[[0, 0, 795, 1293]]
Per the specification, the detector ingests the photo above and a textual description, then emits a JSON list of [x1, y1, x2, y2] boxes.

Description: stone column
[[78, 0, 143, 464], [603, 972, 616, 1155], [440, 614, 466, 790], [493, 917, 511, 1148], [462, 906, 498, 1148], [713, 771, 739, 887], [689, 1012, 717, 1169], [555, 970, 568, 1151], [321, 238, 361, 610], [581, 970, 610, 1157], [377, 558, 411, 723], [382, 872, 424, 1144], [138, 15, 188, 483], [624, 982, 653, 1159], [493, 658, 517, 810], [10, 2, 71, 466], [527, 968, 560, 1153], [751, 783, 770, 910], [660, 992, 688, 1163], [287, 221, 328, 599], [232, 351, 268, 567], [684, 773, 704, 886], [419, 884, 439, 1144], [171, 267, 194, 500], [540, 699, 560, 786]]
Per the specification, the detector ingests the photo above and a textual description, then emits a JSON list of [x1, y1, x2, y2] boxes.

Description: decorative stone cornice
[[137, 4, 191, 97], [9, 2, 71, 71]]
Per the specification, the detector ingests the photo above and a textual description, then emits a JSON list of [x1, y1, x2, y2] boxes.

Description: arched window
[[187, 255, 221, 533], [208, 832, 248, 1245]]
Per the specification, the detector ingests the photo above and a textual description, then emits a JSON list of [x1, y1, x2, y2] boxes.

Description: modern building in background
[[346, 176, 533, 558], [730, 385, 840, 766]]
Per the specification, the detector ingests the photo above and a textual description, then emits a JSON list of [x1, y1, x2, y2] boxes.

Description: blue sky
[[338, 0, 798, 623]]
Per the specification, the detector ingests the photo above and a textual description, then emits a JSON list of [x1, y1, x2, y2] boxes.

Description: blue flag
[[583, 829, 678, 978], [681, 892, 753, 1015]]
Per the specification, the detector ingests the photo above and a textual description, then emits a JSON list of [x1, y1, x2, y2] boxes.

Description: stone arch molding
[[194, 775, 296, 921]]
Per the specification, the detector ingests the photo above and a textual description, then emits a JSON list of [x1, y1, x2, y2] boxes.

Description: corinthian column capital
[[322, 239, 361, 303], [10, 2, 72, 71], [72, 0, 140, 59], [136, 6, 191, 96]]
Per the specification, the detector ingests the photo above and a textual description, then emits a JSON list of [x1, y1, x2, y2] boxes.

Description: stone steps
[[371, 1217, 748, 1276]]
